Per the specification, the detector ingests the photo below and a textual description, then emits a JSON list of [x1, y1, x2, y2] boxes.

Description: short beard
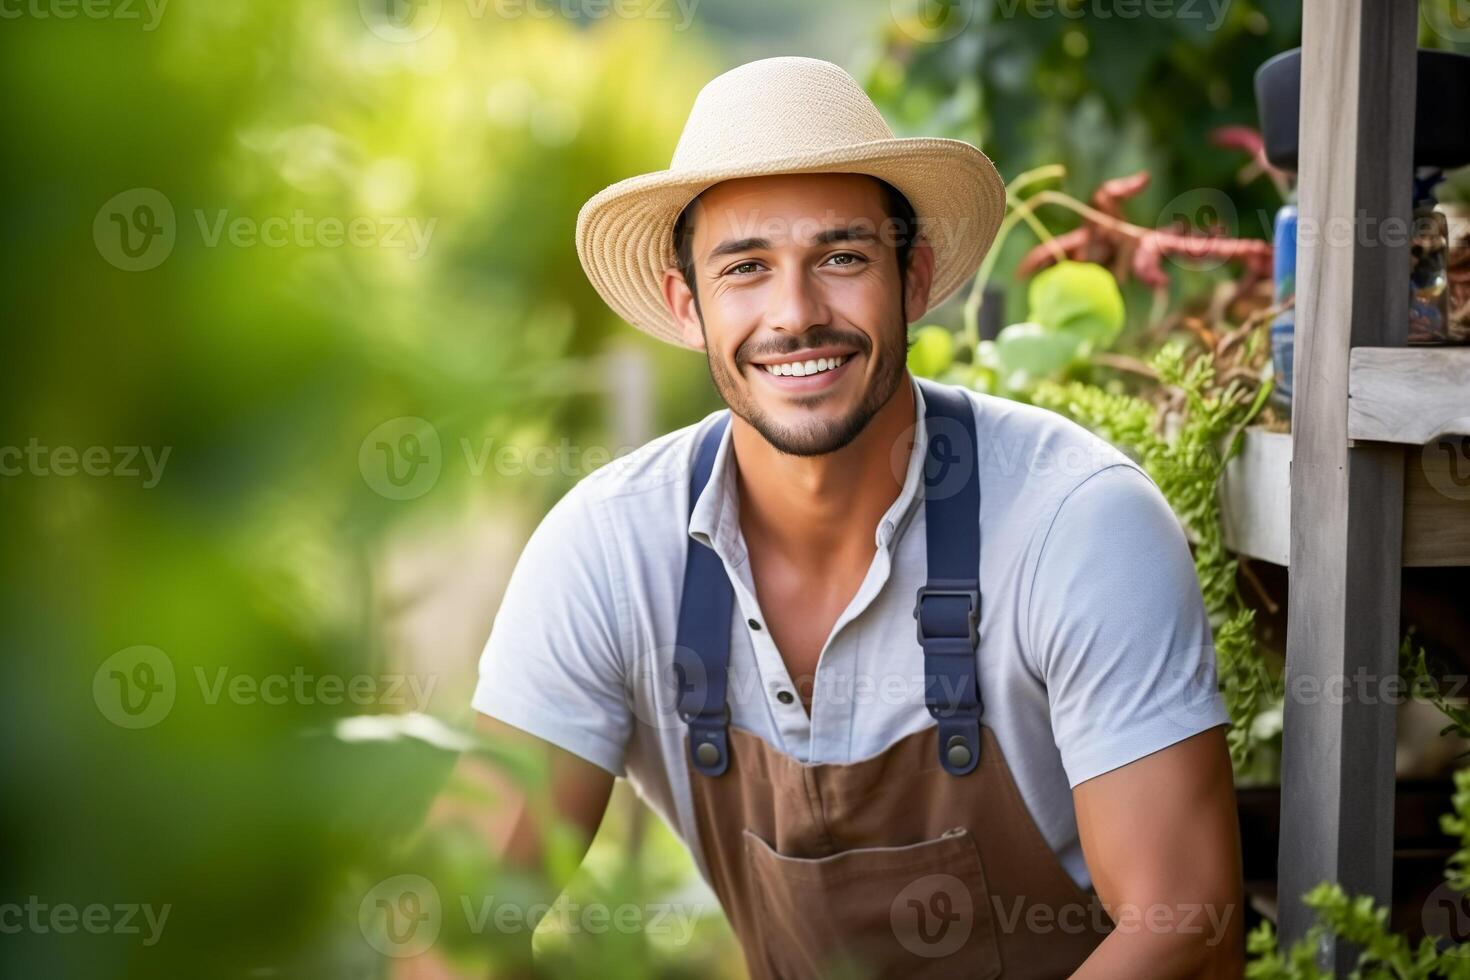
[[703, 313, 909, 458]]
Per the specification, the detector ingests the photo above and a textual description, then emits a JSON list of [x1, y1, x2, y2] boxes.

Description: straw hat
[[574, 56, 1007, 349]]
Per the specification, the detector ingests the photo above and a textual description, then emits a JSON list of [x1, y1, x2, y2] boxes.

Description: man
[[468, 57, 1243, 978]]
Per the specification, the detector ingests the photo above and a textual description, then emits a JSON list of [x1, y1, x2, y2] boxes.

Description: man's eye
[[826, 252, 865, 267], [727, 261, 761, 276]]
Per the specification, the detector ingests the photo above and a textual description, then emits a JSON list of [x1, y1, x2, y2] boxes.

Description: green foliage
[[868, 1, 1302, 326], [1032, 342, 1273, 769], [1026, 259, 1126, 350], [907, 323, 957, 377], [994, 321, 1086, 384], [1402, 636, 1470, 748], [1246, 881, 1470, 979], [0, 4, 724, 977], [1242, 737, 1470, 977], [989, 260, 1126, 391]]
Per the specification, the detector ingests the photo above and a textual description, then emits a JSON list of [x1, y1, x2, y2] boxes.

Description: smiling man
[[469, 57, 1243, 978]]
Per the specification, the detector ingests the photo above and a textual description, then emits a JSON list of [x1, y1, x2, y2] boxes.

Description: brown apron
[[674, 381, 1113, 977], [684, 724, 1112, 980]]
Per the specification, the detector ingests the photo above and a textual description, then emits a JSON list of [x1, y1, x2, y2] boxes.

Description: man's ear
[[661, 266, 706, 351], [903, 237, 937, 323]]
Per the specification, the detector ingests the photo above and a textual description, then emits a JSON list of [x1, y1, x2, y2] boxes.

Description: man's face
[[662, 173, 933, 457]]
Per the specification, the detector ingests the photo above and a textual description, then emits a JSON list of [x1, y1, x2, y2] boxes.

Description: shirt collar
[[688, 374, 930, 564]]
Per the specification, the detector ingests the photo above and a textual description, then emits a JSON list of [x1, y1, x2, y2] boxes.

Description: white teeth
[[763, 354, 848, 378]]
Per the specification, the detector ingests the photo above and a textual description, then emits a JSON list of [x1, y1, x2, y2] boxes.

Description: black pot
[[1254, 47, 1470, 173]]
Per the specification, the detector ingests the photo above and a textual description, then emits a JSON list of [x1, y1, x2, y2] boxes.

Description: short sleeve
[[1027, 464, 1229, 788], [472, 484, 632, 777]]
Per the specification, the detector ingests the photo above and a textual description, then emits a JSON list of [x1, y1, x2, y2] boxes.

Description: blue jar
[[1270, 201, 1297, 411]]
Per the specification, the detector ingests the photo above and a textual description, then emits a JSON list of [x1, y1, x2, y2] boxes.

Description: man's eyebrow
[[811, 225, 881, 247], [702, 225, 881, 266], [704, 237, 770, 264]]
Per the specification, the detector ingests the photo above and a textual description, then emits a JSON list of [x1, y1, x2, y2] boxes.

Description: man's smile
[[747, 345, 861, 393]]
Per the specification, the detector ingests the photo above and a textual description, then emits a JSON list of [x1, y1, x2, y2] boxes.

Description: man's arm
[[465, 712, 615, 871], [423, 480, 631, 976], [1023, 461, 1245, 977], [1070, 725, 1244, 978], [422, 714, 614, 979]]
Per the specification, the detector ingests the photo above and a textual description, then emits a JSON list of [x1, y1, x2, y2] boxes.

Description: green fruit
[[994, 321, 1084, 380], [1027, 261, 1125, 350], [907, 324, 955, 378]]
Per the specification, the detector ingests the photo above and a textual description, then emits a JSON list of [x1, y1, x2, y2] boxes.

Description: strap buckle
[[913, 581, 980, 649]]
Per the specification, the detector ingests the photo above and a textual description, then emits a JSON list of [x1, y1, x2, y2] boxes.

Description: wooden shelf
[[1219, 429, 1470, 568], [1348, 347, 1470, 445]]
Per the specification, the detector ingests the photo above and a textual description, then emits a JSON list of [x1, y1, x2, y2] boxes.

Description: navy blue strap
[[675, 382, 984, 779], [674, 413, 734, 776], [914, 378, 984, 775]]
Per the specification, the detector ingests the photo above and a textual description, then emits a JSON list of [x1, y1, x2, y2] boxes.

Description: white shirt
[[473, 375, 1229, 889]]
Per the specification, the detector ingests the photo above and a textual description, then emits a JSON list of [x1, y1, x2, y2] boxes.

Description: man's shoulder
[[954, 386, 1142, 504], [557, 408, 725, 516]]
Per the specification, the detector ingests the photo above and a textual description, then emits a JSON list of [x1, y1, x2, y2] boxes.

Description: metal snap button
[[696, 741, 720, 767], [945, 736, 972, 769]]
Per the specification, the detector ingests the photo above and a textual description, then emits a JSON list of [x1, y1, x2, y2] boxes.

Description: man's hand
[[1070, 725, 1244, 979]]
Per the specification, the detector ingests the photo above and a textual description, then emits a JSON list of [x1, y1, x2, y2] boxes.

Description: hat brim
[[575, 137, 1007, 349]]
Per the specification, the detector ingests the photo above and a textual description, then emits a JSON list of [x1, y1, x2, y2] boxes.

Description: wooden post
[[1277, 0, 1417, 970]]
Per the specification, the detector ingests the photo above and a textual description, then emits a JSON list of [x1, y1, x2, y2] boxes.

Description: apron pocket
[[739, 826, 1003, 980]]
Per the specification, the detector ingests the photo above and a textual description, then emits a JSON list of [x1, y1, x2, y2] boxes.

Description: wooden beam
[[1277, 0, 1418, 971], [1348, 347, 1470, 444], [1219, 430, 1470, 568]]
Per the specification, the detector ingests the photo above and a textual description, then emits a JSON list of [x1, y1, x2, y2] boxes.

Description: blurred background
[[5, 0, 1470, 976]]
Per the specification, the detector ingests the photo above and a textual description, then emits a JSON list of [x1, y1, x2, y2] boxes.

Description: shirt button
[[776, 690, 795, 705], [747, 618, 762, 631]]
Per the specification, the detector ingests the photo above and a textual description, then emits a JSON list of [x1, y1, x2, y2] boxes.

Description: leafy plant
[[1245, 765, 1470, 978], [990, 260, 1126, 389]]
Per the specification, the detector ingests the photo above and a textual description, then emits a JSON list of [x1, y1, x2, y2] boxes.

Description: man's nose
[[763, 262, 830, 336]]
